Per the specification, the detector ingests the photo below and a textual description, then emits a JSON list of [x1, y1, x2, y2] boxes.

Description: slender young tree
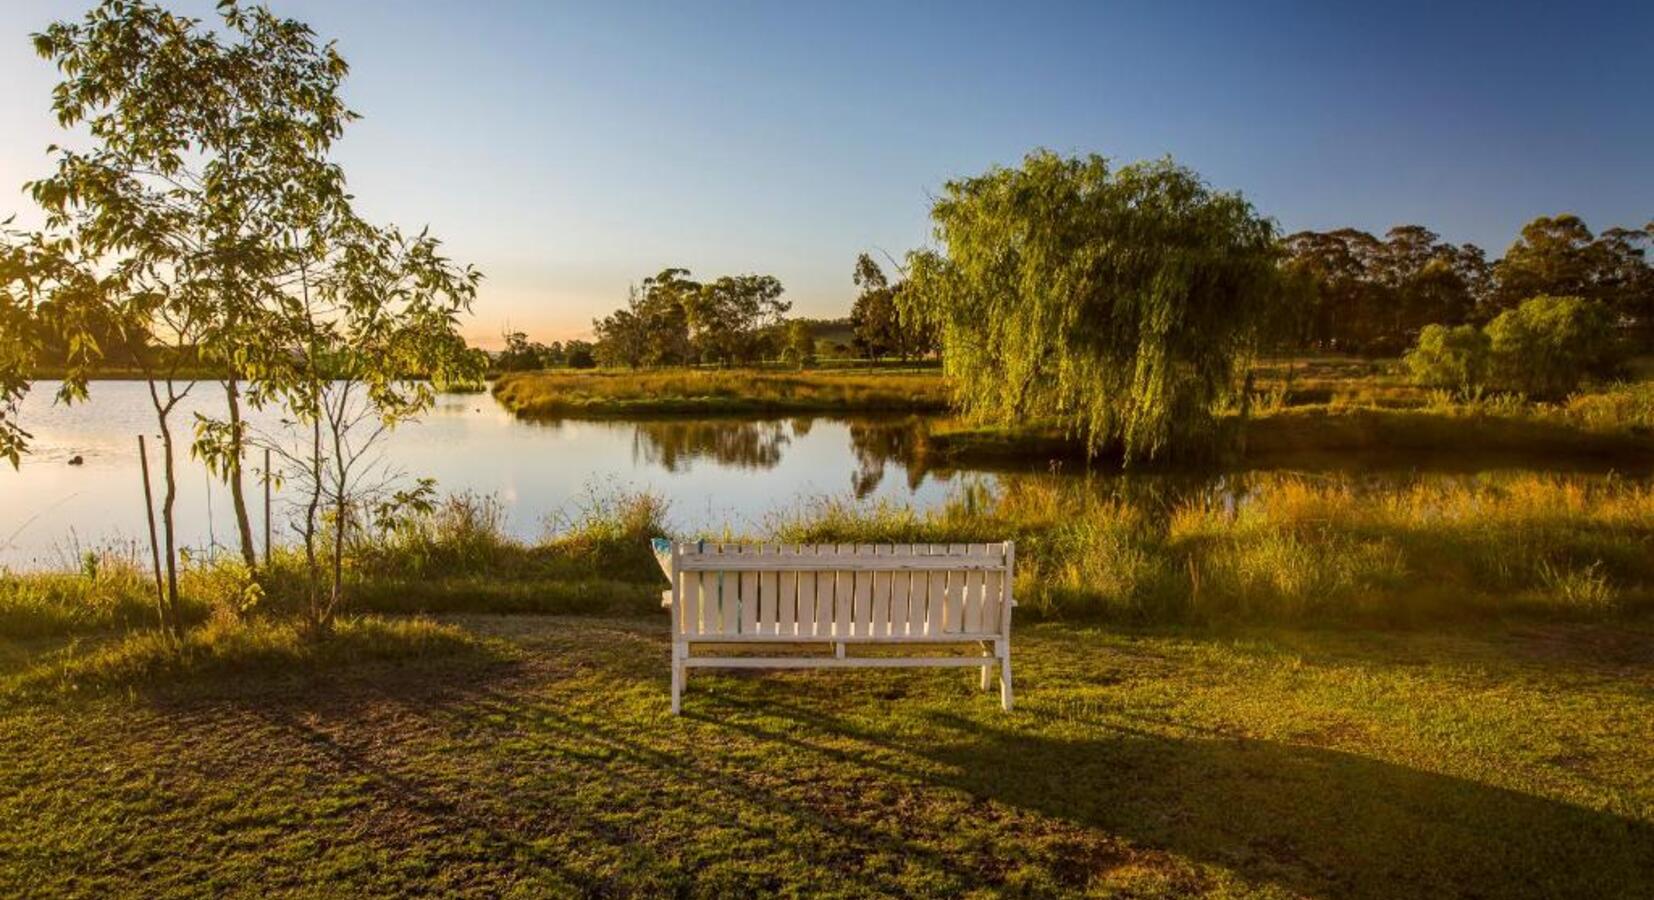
[[30, 0, 357, 571], [265, 220, 481, 633]]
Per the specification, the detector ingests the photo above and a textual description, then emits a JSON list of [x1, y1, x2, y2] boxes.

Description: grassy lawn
[[3, 614, 1651, 897]]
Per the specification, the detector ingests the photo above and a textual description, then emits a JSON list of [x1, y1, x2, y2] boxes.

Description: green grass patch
[[2, 615, 490, 701], [0, 614, 1650, 896]]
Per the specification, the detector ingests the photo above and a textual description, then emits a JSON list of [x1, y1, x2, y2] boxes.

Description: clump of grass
[[1563, 380, 1654, 433], [1, 552, 219, 640], [6, 615, 487, 699], [544, 481, 672, 577], [355, 491, 519, 577], [336, 484, 670, 616], [492, 368, 950, 418]]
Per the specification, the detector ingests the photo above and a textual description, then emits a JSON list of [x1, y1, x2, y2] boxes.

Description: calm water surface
[[5, 381, 1641, 570], [1, 381, 970, 568]]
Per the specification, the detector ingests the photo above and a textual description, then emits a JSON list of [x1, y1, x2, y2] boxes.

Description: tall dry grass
[[763, 473, 1654, 624]]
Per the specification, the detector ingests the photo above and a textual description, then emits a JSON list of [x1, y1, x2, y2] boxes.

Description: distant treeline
[[484, 213, 1651, 373], [1280, 215, 1653, 355]]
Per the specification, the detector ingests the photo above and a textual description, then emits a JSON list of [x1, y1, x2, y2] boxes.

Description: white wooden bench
[[652, 541, 1016, 714]]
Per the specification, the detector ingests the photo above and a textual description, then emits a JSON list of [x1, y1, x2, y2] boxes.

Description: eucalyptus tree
[[850, 253, 899, 360], [850, 253, 934, 361], [687, 274, 789, 365], [1279, 226, 1489, 353], [30, 0, 357, 573], [903, 152, 1281, 462], [1493, 216, 1653, 343], [266, 219, 482, 633]]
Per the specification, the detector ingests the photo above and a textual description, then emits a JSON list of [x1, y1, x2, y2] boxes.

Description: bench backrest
[[666, 542, 1014, 640]]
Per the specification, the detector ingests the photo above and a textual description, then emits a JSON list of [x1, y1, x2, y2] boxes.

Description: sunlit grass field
[[6, 358, 1654, 896], [3, 614, 1651, 896], [3, 473, 1653, 895]]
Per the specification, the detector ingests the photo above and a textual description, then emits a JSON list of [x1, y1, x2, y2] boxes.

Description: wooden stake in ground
[[264, 446, 272, 566], [137, 435, 165, 619]]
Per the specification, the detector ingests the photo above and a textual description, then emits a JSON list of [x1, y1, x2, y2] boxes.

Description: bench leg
[[979, 640, 994, 691], [671, 643, 684, 715], [998, 640, 1013, 712]]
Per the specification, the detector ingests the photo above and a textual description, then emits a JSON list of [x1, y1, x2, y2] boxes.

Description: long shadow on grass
[[705, 693, 1654, 898], [161, 653, 626, 895], [455, 684, 995, 895]]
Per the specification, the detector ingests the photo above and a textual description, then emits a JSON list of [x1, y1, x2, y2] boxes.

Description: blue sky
[[2, 1, 1650, 345]]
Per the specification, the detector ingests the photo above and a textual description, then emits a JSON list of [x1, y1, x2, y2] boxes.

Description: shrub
[[1404, 324, 1490, 396], [1486, 295, 1623, 398]]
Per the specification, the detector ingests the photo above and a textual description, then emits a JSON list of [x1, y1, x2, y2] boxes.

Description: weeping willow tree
[[904, 151, 1281, 462]]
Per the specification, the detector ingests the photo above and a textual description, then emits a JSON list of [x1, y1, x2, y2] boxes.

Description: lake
[[1, 381, 971, 569], [5, 380, 1642, 570]]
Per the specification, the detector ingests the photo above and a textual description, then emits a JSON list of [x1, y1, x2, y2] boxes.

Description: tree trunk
[[328, 484, 345, 633], [156, 407, 182, 641], [223, 378, 258, 569], [303, 414, 323, 630]]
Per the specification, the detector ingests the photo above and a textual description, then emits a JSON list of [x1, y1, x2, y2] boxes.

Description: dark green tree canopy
[[1492, 216, 1653, 343], [593, 267, 788, 367], [904, 151, 1281, 462], [1278, 226, 1490, 354], [850, 253, 934, 361]]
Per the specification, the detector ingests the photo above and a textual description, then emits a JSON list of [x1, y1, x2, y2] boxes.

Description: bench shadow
[[705, 693, 1654, 898]]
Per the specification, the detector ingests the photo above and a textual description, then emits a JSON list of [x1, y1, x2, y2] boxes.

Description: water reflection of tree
[[848, 417, 929, 496], [630, 420, 791, 471]]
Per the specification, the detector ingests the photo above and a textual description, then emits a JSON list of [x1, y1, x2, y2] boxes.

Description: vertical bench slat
[[703, 546, 725, 636], [704, 544, 723, 636], [834, 544, 854, 637], [722, 545, 741, 635], [926, 544, 947, 636], [795, 544, 817, 638], [758, 545, 779, 636], [853, 552, 873, 637], [981, 542, 1003, 631], [778, 550, 797, 637], [814, 545, 837, 638], [944, 542, 967, 632], [740, 561, 759, 637], [890, 544, 913, 636], [691, 568, 710, 636], [680, 544, 696, 635], [963, 542, 987, 633], [676, 542, 693, 635], [871, 545, 891, 638]]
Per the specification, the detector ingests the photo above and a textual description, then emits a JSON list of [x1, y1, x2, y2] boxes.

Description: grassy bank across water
[[916, 381, 1654, 472], [491, 368, 951, 417]]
